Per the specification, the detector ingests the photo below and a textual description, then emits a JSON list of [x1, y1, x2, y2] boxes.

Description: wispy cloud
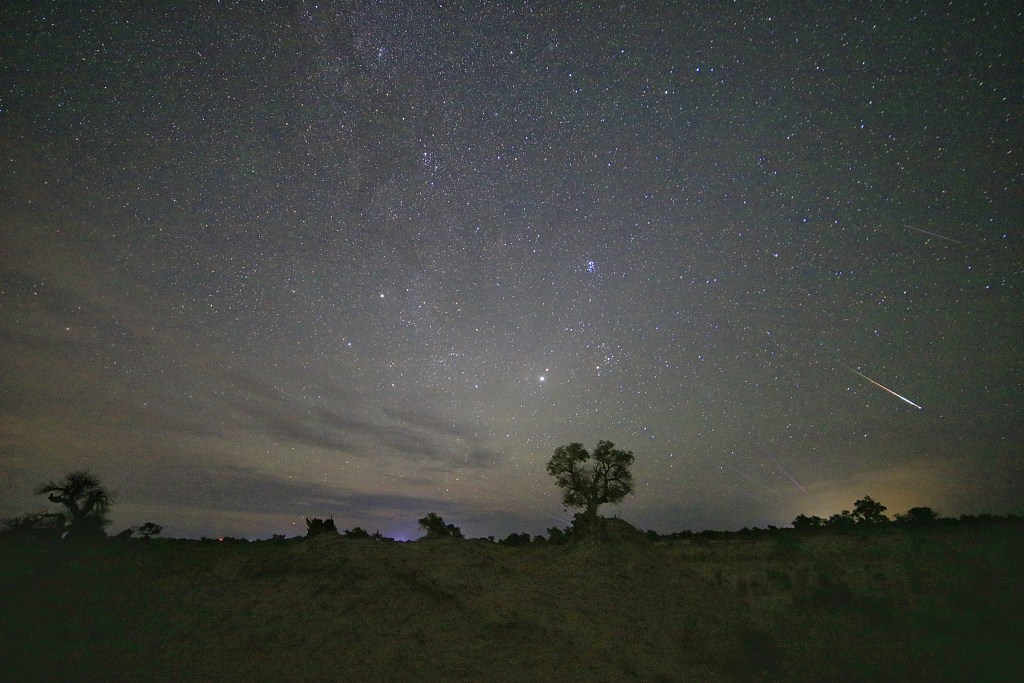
[[126, 463, 443, 516], [217, 369, 501, 469]]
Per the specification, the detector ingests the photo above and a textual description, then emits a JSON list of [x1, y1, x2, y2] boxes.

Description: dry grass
[[2, 525, 1022, 682]]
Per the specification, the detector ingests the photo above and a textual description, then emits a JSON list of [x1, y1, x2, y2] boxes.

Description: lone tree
[[136, 522, 162, 539], [851, 496, 889, 524], [34, 470, 111, 542], [546, 441, 635, 523]]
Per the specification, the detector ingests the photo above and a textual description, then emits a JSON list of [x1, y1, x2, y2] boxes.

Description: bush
[[343, 526, 371, 539], [305, 517, 337, 537], [0, 512, 65, 542], [792, 514, 825, 532], [499, 532, 532, 547], [895, 507, 939, 525], [546, 526, 570, 544]]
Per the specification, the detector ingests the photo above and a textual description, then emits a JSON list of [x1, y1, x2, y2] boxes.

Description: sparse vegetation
[[1, 520, 1021, 682], [3, 474, 1022, 680]]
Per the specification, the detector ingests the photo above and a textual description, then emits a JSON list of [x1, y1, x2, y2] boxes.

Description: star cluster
[[1, 2, 1021, 538]]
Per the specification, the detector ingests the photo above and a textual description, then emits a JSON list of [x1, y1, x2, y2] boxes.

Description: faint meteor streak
[[748, 438, 830, 516], [838, 362, 924, 410], [723, 464, 787, 500], [904, 224, 963, 244]]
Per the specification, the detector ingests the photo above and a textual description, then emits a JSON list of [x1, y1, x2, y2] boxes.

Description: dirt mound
[[572, 515, 649, 545]]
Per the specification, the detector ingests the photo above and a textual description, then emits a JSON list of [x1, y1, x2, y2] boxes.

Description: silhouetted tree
[[305, 516, 337, 537], [792, 514, 826, 531], [137, 522, 162, 539], [34, 471, 111, 542], [895, 507, 938, 525], [418, 512, 463, 539], [851, 496, 889, 524], [546, 441, 635, 523], [827, 511, 857, 530]]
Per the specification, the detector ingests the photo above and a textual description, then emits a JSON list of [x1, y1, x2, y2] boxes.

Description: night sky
[[2, 2, 1021, 540]]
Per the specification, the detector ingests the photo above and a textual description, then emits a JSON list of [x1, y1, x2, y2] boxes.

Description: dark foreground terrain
[[2, 525, 1022, 682]]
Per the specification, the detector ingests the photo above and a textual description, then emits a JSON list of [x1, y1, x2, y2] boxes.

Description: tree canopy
[[546, 440, 635, 520], [851, 496, 888, 524]]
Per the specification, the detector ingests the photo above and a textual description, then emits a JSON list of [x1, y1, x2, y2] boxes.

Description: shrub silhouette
[[546, 526, 569, 545], [895, 506, 938, 525], [792, 514, 826, 532], [0, 511, 66, 541], [305, 517, 337, 537], [418, 513, 463, 539], [499, 532, 532, 547], [343, 526, 371, 539]]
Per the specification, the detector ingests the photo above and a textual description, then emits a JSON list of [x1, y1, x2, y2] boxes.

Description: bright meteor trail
[[839, 362, 924, 410]]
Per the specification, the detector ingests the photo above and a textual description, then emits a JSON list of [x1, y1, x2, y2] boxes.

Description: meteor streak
[[904, 224, 963, 244], [838, 361, 924, 410], [748, 438, 830, 516]]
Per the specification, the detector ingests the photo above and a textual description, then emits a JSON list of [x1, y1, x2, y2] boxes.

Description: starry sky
[[2, 1, 1021, 539]]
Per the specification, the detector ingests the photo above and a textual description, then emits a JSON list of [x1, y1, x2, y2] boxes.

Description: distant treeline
[[134, 509, 1020, 546], [5, 481, 1022, 546]]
